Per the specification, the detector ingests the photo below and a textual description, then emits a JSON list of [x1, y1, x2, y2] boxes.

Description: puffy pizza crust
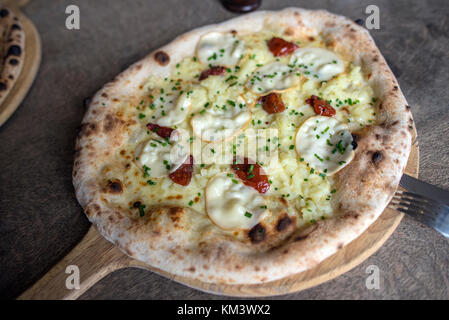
[[73, 8, 413, 284]]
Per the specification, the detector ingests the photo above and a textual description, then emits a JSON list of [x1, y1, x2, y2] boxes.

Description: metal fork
[[390, 189, 449, 238]]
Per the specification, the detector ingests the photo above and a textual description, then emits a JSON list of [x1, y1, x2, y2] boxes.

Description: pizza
[[0, 7, 25, 106], [73, 8, 413, 284]]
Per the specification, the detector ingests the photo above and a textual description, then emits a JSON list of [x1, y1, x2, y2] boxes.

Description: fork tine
[[393, 191, 448, 212], [391, 199, 436, 222], [395, 190, 431, 202], [390, 190, 449, 238], [392, 196, 437, 217]]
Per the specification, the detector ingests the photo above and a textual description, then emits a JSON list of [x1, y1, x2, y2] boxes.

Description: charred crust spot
[[80, 122, 98, 137], [101, 93, 108, 98], [351, 133, 359, 150], [294, 234, 308, 242], [152, 230, 161, 236], [9, 58, 18, 65], [308, 36, 315, 42], [284, 27, 294, 36], [0, 82, 6, 91], [372, 151, 383, 164], [350, 28, 356, 32], [230, 29, 237, 35], [276, 216, 292, 232], [11, 24, 21, 31], [133, 201, 141, 208], [8, 75, 13, 80], [373, 56, 379, 62], [106, 179, 123, 194], [187, 266, 195, 272], [405, 105, 411, 111], [7, 45, 21, 57], [248, 223, 266, 244], [337, 243, 344, 249], [354, 18, 364, 26], [103, 114, 118, 132], [168, 207, 183, 223], [393, 86, 398, 91], [343, 212, 360, 219], [351, 139, 358, 150], [154, 51, 170, 66], [83, 97, 91, 109], [85, 203, 101, 217], [0, 9, 9, 17], [380, 120, 399, 129]]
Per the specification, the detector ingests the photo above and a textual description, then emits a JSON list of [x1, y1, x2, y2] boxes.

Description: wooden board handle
[[18, 226, 126, 300]]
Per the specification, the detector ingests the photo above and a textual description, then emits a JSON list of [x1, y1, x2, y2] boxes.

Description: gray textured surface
[[0, 0, 448, 300]]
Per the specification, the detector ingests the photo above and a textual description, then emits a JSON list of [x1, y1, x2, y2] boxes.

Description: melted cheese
[[151, 91, 191, 126], [135, 133, 189, 178], [290, 48, 344, 81], [295, 116, 354, 174], [245, 62, 301, 94], [197, 32, 246, 66], [191, 96, 251, 142], [205, 173, 268, 230]]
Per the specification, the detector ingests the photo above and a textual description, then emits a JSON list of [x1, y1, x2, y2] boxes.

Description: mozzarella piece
[[245, 62, 300, 94], [289, 48, 344, 81], [196, 32, 246, 66], [135, 133, 189, 178], [205, 173, 268, 230], [295, 116, 354, 175], [191, 96, 250, 142], [151, 91, 191, 127]]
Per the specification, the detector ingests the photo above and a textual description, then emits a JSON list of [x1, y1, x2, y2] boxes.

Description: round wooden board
[[0, 7, 42, 127], [18, 124, 419, 300], [135, 127, 419, 297]]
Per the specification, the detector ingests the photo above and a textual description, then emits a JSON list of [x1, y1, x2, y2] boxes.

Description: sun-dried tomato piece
[[146, 123, 174, 139], [198, 66, 227, 81], [306, 95, 336, 117], [258, 93, 286, 114], [231, 157, 270, 194], [169, 155, 194, 186], [267, 37, 298, 57]]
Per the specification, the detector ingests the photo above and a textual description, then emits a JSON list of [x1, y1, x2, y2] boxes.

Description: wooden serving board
[[0, 0, 41, 127], [18, 121, 418, 299]]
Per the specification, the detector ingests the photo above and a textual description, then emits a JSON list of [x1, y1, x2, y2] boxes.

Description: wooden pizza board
[[18, 122, 418, 299], [0, 0, 41, 127]]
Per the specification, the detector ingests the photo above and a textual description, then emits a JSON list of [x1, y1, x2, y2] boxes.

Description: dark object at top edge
[[221, 0, 261, 13]]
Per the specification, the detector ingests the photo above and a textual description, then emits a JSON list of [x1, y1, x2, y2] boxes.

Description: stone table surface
[[0, 0, 448, 300]]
